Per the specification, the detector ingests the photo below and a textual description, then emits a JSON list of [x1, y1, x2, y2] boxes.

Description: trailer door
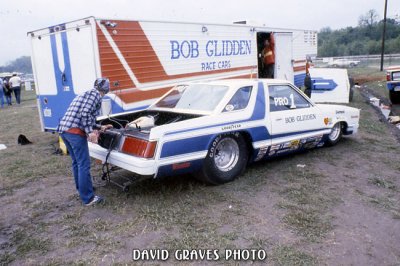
[[29, 17, 99, 131], [274, 32, 293, 82]]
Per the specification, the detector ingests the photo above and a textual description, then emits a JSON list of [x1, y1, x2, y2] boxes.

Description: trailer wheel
[[197, 133, 248, 185], [325, 122, 343, 146], [389, 91, 400, 104]]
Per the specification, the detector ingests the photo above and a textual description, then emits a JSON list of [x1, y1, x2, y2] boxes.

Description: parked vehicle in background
[[328, 58, 360, 68], [89, 79, 360, 185], [386, 66, 400, 104]]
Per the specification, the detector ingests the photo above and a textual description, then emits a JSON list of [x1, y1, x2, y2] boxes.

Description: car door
[[268, 83, 326, 145]]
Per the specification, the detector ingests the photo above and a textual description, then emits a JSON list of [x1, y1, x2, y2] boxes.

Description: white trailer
[[28, 17, 317, 131]]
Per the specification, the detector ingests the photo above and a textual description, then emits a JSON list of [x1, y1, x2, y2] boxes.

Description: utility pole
[[380, 0, 388, 71]]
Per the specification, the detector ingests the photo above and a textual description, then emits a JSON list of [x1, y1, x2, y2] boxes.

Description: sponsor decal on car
[[266, 135, 324, 157], [285, 114, 316, 124], [324, 117, 332, 125], [221, 124, 242, 131]]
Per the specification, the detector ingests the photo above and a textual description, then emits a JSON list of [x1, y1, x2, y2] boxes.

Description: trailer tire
[[196, 133, 248, 185], [389, 91, 400, 104]]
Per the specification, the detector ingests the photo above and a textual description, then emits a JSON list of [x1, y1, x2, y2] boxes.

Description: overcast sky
[[0, 0, 399, 65]]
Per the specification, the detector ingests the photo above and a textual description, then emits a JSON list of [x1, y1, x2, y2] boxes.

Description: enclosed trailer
[[28, 17, 317, 131]]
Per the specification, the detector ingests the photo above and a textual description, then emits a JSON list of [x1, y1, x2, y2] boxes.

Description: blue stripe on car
[[160, 82, 267, 158], [159, 81, 328, 159]]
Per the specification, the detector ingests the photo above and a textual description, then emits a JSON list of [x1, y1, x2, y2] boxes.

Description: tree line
[[318, 9, 400, 57], [0, 56, 33, 74]]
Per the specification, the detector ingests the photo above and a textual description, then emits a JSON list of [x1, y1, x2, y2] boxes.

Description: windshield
[[153, 84, 229, 112]]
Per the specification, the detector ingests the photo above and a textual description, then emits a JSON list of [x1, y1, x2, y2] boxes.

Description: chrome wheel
[[214, 138, 240, 172], [329, 123, 341, 141]]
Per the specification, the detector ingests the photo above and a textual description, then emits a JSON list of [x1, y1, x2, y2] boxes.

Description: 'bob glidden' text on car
[[89, 79, 360, 185]]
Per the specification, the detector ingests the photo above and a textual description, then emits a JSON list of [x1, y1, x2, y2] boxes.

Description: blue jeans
[[4, 88, 12, 105], [0, 87, 4, 107], [12, 86, 21, 104], [61, 132, 94, 204]]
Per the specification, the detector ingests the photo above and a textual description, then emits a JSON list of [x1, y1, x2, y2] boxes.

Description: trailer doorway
[[256, 32, 272, 78]]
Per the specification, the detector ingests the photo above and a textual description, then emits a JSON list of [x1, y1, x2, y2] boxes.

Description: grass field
[[1, 78, 400, 265]]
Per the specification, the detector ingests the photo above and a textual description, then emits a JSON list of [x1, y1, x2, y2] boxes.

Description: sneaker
[[85, 195, 104, 206]]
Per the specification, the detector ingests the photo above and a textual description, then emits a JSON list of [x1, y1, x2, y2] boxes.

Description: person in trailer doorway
[[262, 33, 275, 78], [9, 73, 22, 104], [57, 78, 113, 206]]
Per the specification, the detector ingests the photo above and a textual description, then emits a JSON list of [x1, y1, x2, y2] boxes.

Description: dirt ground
[[1, 74, 400, 265]]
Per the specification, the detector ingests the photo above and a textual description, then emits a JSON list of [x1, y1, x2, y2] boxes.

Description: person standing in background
[[9, 73, 22, 104], [0, 78, 4, 108], [3, 77, 12, 106]]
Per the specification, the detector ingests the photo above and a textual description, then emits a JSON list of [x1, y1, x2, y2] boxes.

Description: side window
[[224, 86, 252, 112], [393, 71, 400, 81], [269, 85, 310, 112]]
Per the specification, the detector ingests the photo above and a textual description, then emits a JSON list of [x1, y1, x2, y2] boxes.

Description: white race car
[[89, 79, 360, 185]]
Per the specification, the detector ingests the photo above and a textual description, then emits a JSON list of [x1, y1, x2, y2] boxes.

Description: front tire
[[197, 133, 248, 185], [325, 122, 343, 146]]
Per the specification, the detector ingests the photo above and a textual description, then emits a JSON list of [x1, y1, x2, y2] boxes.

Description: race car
[[89, 79, 360, 185]]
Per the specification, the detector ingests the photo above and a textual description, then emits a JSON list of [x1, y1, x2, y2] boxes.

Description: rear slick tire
[[196, 133, 248, 185]]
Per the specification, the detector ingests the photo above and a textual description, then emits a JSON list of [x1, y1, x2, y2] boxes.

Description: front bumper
[[344, 123, 359, 135], [88, 142, 157, 176]]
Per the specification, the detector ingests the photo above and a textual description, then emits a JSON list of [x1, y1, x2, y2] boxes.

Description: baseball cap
[[94, 78, 110, 94]]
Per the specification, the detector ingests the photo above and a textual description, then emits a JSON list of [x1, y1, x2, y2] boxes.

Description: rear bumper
[[88, 142, 157, 176]]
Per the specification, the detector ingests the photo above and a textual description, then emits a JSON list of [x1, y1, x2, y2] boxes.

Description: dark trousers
[[12, 86, 21, 104], [263, 64, 275, 79], [0, 87, 4, 107], [4, 88, 12, 105]]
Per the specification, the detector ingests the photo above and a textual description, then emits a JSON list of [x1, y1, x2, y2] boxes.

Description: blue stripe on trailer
[[41, 29, 76, 130]]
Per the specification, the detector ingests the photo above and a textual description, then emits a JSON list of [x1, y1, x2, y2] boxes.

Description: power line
[[380, 0, 388, 71]]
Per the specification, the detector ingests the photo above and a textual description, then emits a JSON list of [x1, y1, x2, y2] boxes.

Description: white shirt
[[9, 76, 22, 88]]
